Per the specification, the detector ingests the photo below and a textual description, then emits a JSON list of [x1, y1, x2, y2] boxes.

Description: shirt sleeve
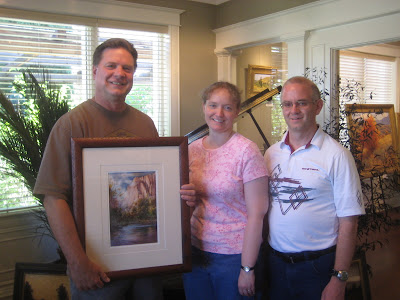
[[332, 148, 365, 217], [241, 140, 268, 184], [33, 117, 73, 202]]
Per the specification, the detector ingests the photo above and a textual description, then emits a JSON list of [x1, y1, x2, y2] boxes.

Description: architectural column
[[281, 31, 308, 78], [214, 49, 241, 83]]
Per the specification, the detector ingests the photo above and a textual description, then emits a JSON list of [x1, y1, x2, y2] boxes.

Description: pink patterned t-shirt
[[189, 133, 267, 254]]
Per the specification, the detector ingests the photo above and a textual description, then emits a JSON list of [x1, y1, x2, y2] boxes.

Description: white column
[[281, 31, 307, 78], [214, 49, 241, 83]]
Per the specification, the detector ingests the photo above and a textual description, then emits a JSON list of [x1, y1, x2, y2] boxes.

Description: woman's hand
[[238, 269, 255, 297], [180, 183, 197, 207]]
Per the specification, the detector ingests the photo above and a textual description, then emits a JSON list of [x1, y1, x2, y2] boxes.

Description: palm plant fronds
[[0, 69, 70, 200]]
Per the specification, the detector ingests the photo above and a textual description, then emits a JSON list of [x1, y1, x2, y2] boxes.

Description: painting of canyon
[[108, 171, 157, 247]]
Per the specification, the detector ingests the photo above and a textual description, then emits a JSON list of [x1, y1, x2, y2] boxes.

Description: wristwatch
[[331, 269, 349, 281], [241, 265, 255, 273]]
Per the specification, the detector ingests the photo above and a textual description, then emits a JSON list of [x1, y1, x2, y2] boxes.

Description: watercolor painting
[[346, 104, 398, 177], [108, 171, 157, 247]]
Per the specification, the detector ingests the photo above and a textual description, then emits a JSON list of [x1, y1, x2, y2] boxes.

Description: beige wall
[[122, 0, 218, 136], [215, 0, 317, 28], [122, 0, 315, 136]]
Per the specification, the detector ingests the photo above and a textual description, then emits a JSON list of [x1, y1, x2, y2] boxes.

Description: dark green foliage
[[23, 281, 34, 300], [305, 68, 400, 255], [110, 197, 157, 227], [57, 283, 69, 300], [0, 69, 70, 198], [0, 70, 70, 242]]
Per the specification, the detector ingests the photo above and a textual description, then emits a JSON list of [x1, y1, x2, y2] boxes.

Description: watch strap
[[331, 269, 349, 281], [241, 265, 255, 272]]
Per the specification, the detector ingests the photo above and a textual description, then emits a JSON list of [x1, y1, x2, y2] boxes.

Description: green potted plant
[[0, 69, 70, 243]]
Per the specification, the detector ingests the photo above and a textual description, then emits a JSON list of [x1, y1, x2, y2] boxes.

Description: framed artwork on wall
[[345, 104, 398, 178], [71, 136, 191, 279], [246, 64, 277, 98], [13, 263, 70, 300]]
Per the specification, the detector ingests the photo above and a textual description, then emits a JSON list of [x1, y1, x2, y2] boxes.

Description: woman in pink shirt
[[180, 82, 269, 300]]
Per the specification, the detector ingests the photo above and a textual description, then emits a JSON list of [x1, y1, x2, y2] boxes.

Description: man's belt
[[269, 245, 336, 264]]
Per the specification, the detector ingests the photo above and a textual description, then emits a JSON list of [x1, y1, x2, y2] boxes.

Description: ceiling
[[188, 0, 231, 4]]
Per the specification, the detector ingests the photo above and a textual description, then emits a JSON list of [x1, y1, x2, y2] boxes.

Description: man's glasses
[[280, 101, 314, 109]]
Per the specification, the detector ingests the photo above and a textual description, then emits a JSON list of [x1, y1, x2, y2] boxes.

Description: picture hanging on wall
[[246, 64, 277, 98], [346, 104, 398, 178]]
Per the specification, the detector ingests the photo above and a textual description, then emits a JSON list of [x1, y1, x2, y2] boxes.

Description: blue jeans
[[70, 276, 163, 300], [183, 246, 255, 300], [267, 248, 335, 300]]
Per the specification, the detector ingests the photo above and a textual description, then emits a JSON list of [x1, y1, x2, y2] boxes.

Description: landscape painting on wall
[[109, 171, 157, 247], [246, 64, 277, 98], [346, 104, 398, 177]]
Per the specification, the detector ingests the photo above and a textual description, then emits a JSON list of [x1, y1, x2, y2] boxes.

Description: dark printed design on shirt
[[269, 164, 315, 215]]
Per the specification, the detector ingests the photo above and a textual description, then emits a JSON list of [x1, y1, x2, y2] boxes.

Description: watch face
[[243, 266, 251, 272], [338, 271, 349, 281]]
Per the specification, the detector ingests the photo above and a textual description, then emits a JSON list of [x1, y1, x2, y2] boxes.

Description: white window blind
[[339, 50, 395, 104], [98, 27, 170, 137], [0, 15, 171, 211]]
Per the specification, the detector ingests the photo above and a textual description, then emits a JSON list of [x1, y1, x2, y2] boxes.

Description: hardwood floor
[[364, 209, 400, 299]]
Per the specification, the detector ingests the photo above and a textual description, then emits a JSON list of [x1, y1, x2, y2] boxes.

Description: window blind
[[339, 50, 395, 104], [0, 15, 171, 211]]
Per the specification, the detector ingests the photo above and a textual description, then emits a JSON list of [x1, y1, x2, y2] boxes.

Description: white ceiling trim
[[0, 0, 184, 26]]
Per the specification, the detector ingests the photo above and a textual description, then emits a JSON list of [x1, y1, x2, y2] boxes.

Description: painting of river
[[108, 171, 157, 247]]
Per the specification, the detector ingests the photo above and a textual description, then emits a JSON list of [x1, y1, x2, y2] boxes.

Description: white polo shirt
[[264, 126, 365, 253]]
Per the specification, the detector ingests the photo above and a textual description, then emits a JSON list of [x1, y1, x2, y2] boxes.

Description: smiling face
[[93, 47, 135, 110], [281, 82, 323, 135], [203, 88, 239, 135]]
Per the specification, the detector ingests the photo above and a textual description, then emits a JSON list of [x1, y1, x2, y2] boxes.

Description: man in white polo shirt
[[264, 76, 365, 300]]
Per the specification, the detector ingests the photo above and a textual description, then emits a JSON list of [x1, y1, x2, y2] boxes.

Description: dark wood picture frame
[[13, 262, 70, 300], [71, 137, 191, 279]]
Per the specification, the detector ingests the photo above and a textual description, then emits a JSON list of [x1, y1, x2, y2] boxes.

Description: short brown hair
[[201, 81, 241, 109], [92, 38, 138, 70]]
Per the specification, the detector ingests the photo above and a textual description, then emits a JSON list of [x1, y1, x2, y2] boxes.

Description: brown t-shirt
[[33, 99, 158, 202]]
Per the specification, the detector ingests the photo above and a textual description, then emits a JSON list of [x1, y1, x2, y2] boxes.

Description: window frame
[[0, 0, 182, 136], [0, 1, 182, 212]]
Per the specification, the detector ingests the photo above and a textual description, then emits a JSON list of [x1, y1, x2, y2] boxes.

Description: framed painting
[[13, 263, 70, 300], [397, 112, 400, 142], [72, 137, 191, 279], [346, 104, 398, 178], [246, 64, 277, 98], [345, 252, 371, 300]]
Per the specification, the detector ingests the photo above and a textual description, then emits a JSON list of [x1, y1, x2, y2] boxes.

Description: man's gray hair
[[282, 76, 321, 102]]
